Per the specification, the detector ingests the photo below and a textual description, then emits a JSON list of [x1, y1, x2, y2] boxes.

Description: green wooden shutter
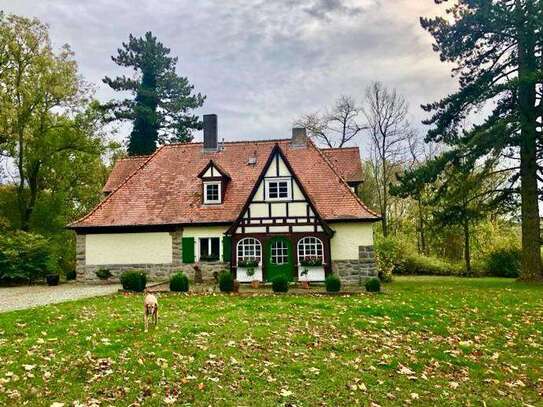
[[182, 237, 195, 263], [222, 236, 232, 262]]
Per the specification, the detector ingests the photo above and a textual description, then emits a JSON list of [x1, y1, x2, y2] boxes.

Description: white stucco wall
[[86, 232, 173, 265], [330, 222, 374, 260]]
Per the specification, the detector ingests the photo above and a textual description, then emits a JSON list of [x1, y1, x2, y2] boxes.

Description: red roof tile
[[102, 156, 148, 193], [70, 140, 379, 228], [322, 147, 363, 183]]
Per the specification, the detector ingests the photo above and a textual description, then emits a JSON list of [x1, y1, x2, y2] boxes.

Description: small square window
[[266, 178, 291, 200], [204, 182, 221, 204]]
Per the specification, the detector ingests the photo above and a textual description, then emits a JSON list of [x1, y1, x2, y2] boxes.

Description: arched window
[[237, 238, 262, 263], [297, 237, 323, 262]]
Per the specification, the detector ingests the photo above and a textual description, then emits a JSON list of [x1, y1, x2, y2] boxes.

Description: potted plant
[[95, 268, 112, 281], [46, 273, 60, 286], [299, 267, 310, 289]]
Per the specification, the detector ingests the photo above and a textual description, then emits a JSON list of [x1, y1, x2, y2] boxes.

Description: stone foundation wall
[[332, 245, 377, 285], [77, 262, 228, 283]]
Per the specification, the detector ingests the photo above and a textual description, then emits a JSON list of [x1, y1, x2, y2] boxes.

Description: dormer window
[[204, 181, 221, 204], [198, 160, 231, 206]]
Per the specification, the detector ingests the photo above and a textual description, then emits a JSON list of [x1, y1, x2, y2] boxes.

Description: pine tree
[[103, 32, 205, 155], [419, 0, 543, 280]]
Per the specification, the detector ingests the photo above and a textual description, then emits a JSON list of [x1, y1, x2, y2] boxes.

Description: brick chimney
[[291, 127, 307, 148], [203, 114, 218, 152]]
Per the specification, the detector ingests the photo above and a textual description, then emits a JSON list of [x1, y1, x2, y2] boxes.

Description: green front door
[[265, 237, 294, 282]]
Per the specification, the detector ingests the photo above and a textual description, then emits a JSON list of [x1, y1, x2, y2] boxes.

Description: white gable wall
[[236, 152, 323, 234]]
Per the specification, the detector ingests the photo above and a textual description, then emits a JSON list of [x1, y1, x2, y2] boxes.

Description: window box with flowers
[[298, 256, 325, 282]]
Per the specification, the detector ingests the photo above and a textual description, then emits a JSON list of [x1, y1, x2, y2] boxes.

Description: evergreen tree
[[419, 0, 543, 280], [103, 32, 205, 155]]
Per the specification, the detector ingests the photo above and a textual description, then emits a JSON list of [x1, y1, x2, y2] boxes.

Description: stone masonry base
[[332, 245, 377, 285], [77, 262, 228, 283]]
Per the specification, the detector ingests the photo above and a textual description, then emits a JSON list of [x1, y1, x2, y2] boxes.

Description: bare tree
[[363, 82, 411, 237], [295, 95, 366, 148]]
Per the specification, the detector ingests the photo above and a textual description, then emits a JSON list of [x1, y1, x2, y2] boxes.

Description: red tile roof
[[102, 156, 148, 193], [70, 140, 379, 229], [322, 147, 363, 183]]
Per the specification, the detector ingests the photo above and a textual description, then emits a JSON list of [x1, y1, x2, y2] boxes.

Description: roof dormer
[[198, 160, 230, 205]]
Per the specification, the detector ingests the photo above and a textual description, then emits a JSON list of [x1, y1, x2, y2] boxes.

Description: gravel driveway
[[0, 283, 121, 313]]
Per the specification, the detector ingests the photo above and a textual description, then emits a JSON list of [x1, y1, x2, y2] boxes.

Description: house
[[69, 115, 380, 284]]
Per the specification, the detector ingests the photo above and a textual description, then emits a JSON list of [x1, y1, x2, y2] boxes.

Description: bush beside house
[[120, 271, 147, 292], [170, 272, 190, 292]]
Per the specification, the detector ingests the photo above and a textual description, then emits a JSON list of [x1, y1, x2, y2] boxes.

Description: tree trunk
[[463, 219, 471, 275], [517, 8, 542, 281], [417, 197, 427, 255]]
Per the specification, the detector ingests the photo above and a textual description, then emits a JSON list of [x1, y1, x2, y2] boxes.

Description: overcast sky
[[0, 0, 455, 151]]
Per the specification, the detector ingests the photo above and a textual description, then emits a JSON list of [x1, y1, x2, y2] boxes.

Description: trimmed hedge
[[365, 277, 381, 292], [170, 272, 189, 292], [219, 271, 234, 292], [120, 270, 147, 292], [272, 275, 289, 293], [325, 274, 341, 292]]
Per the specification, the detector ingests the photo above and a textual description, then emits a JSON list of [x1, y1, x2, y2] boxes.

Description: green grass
[[0, 276, 542, 406]]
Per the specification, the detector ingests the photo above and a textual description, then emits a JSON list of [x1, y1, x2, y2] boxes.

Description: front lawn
[[0, 277, 541, 406]]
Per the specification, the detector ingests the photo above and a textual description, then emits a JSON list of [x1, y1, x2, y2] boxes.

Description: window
[[266, 178, 291, 200], [237, 238, 262, 262], [270, 240, 289, 265], [199, 237, 220, 261], [204, 181, 221, 204], [297, 237, 323, 261]]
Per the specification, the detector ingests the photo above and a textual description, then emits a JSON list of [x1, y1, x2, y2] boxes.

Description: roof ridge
[[308, 139, 380, 218], [321, 146, 360, 151], [117, 155, 149, 161], [163, 138, 291, 148], [69, 145, 166, 227]]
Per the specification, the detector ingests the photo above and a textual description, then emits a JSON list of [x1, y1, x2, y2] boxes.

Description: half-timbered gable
[[232, 145, 328, 235]]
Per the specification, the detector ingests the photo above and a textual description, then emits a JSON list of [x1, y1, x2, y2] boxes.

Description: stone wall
[[331, 245, 377, 285], [76, 230, 228, 283]]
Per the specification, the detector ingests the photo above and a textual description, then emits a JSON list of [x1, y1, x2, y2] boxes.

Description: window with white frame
[[204, 181, 221, 204], [265, 178, 291, 200], [199, 237, 220, 261], [237, 238, 262, 263], [270, 240, 289, 264], [297, 237, 323, 261]]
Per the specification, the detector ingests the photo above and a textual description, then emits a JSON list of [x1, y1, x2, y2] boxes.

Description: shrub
[[66, 270, 77, 281], [396, 254, 453, 276], [120, 270, 147, 292], [95, 268, 112, 280], [374, 237, 405, 281], [0, 231, 51, 284], [272, 275, 289, 292], [485, 248, 521, 278], [365, 277, 381, 292], [219, 271, 234, 292], [170, 272, 189, 292], [325, 274, 341, 292]]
